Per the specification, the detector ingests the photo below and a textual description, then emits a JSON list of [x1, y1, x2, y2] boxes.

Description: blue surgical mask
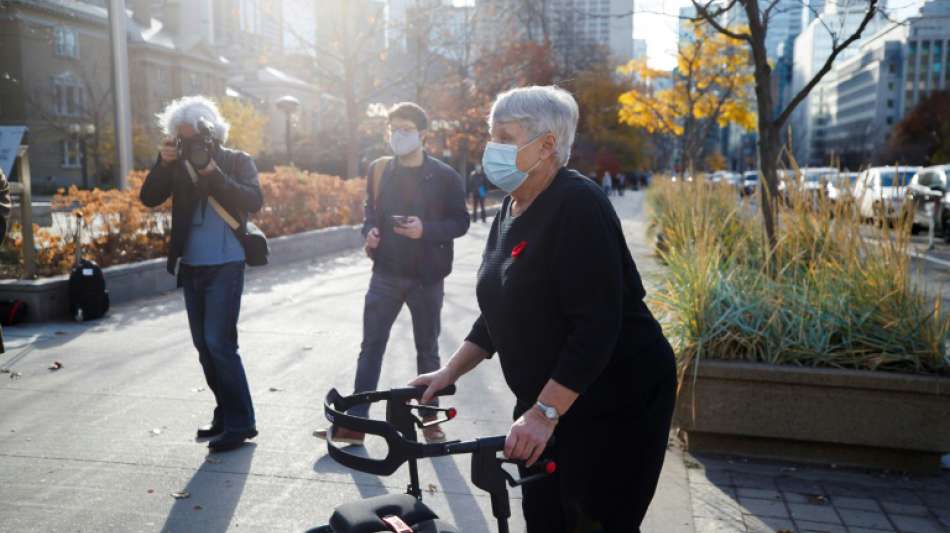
[[481, 135, 545, 193], [390, 129, 422, 157]]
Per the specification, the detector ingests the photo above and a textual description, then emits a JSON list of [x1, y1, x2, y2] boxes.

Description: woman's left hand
[[504, 408, 556, 467]]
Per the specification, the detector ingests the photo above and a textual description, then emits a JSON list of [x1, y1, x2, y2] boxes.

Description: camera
[[390, 215, 410, 227], [177, 117, 217, 169]]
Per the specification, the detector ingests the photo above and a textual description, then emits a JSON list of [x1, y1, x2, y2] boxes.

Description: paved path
[[1, 191, 947, 533]]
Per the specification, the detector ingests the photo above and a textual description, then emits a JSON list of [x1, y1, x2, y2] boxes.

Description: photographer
[[140, 96, 262, 453]]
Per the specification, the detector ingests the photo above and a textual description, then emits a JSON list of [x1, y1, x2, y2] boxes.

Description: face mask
[[481, 135, 545, 193], [390, 129, 422, 157]]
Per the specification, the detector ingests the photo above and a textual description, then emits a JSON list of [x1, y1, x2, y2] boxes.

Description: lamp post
[[276, 95, 300, 166], [69, 123, 96, 189]]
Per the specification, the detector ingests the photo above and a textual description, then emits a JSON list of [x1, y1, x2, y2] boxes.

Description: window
[[887, 99, 894, 108], [52, 76, 84, 117], [886, 117, 893, 125], [55, 27, 79, 58], [62, 139, 81, 168]]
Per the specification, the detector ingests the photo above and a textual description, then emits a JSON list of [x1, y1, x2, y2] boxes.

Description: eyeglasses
[[389, 126, 418, 135]]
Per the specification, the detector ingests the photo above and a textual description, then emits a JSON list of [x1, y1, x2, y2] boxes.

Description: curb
[[0, 225, 364, 323]]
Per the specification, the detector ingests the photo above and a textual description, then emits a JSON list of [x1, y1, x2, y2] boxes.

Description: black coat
[[140, 147, 262, 276], [362, 153, 470, 283]]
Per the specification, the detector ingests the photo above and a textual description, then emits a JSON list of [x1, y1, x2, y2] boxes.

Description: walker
[[307, 386, 555, 533]]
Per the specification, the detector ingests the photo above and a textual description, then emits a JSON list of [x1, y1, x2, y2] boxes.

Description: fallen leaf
[[777, 530, 795, 533], [48, 361, 63, 371], [426, 483, 437, 494], [808, 494, 828, 505], [268, 387, 283, 392], [192, 387, 206, 393], [0, 368, 10, 374], [193, 505, 203, 511], [171, 491, 190, 499], [150, 428, 162, 436], [9, 372, 22, 380], [147, 489, 154, 494]]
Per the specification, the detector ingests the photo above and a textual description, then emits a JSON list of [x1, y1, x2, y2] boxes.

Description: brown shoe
[[421, 418, 447, 443], [313, 425, 365, 446]]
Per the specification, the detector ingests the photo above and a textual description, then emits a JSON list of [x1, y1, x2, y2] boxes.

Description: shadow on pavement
[[431, 455, 493, 532], [313, 446, 390, 499], [160, 443, 257, 533]]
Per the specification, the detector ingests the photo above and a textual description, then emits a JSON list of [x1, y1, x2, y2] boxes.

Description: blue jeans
[[181, 261, 256, 432], [351, 271, 444, 418]]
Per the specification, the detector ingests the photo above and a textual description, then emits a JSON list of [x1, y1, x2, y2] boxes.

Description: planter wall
[[0, 225, 363, 323], [676, 360, 950, 473]]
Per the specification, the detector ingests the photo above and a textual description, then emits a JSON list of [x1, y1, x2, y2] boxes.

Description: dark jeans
[[181, 261, 256, 432], [351, 271, 444, 418], [471, 193, 486, 222]]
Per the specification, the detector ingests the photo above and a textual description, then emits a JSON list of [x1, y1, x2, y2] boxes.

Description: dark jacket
[[363, 153, 470, 283], [140, 147, 263, 276]]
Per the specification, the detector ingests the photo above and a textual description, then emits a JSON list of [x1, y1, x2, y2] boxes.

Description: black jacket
[[363, 153, 470, 283], [140, 147, 263, 275]]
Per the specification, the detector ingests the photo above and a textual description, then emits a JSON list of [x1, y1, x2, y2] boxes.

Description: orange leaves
[[8, 168, 364, 278]]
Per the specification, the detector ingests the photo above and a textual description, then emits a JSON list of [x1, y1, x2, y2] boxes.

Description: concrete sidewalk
[[1, 191, 947, 533]]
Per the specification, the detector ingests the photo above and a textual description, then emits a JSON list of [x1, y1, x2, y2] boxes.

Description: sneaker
[[421, 417, 447, 443], [313, 425, 365, 446]]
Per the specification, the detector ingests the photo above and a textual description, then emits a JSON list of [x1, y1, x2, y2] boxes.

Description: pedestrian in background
[[602, 170, 613, 196], [413, 86, 676, 532], [618, 172, 626, 197], [468, 164, 488, 223], [0, 167, 10, 354], [141, 96, 262, 453], [314, 102, 470, 445]]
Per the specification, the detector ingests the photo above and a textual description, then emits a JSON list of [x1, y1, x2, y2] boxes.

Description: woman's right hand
[[159, 137, 178, 164], [410, 367, 457, 405]]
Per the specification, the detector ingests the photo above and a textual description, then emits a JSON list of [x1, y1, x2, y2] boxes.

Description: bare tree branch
[[691, 0, 752, 41], [775, 0, 879, 129]]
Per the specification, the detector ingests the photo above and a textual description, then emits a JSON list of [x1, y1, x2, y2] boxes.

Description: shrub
[[4, 167, 366, 278], [646, 176, 950, 376]]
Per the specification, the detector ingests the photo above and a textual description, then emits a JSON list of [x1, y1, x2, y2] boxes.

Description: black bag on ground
[[0, 300, 27, 326], [68, 259, 110, 321]]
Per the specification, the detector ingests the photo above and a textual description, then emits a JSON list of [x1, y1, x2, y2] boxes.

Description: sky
[[632, 0, 688, 70]]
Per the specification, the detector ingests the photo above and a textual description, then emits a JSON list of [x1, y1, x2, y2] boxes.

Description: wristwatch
[[535, 401, 560, 423]]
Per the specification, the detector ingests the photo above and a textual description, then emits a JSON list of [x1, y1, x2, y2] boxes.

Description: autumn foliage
[[617, 23, 755, 172], [8, 168, 365, 278]]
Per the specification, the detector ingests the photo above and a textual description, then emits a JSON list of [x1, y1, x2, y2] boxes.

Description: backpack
[[0, 300, 27, 326], [68, 259, 110, 321]]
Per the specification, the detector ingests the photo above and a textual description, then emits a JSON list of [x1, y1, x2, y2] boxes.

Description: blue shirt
[[181, 199, 245, 266]]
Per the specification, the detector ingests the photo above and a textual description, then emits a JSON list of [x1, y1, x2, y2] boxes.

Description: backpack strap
[[369, 156, 393, 207]]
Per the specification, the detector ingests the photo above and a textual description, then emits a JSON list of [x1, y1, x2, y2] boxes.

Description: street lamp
[[69, 123, 96, 189], [276, 95, 300, 166]]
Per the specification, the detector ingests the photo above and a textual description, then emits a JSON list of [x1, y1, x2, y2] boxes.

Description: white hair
[[156, 95, 230, 143], [488, 85, 579, 167]]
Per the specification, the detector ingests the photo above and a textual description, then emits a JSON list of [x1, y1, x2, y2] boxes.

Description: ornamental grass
[[647, 172, 950, 377]]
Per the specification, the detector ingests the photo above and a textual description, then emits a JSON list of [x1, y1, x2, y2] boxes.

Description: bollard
[[14, 146, 35, 279]]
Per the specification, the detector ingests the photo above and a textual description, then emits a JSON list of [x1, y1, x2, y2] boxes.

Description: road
[[0, 192, 687, 533]]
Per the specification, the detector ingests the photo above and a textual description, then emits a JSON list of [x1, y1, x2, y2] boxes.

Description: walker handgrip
[[388, 384, 456, 400]]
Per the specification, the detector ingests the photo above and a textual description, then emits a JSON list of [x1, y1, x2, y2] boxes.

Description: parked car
[[741, 171, 758, 196], [906, 165, 950, 237], [854, 166, 919, 224], [827, 172, 859, 207]]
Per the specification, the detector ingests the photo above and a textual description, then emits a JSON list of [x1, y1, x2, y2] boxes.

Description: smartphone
[[391, 215, 410, 226]]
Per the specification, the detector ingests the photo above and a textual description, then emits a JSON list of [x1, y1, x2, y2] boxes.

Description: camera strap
[[183, 161, 241, 232]]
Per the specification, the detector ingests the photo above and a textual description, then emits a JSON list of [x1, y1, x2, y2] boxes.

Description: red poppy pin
[[511, 240, 527, 259]]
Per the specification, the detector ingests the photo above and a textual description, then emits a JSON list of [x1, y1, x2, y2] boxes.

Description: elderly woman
[[412, 86, 676, 532]]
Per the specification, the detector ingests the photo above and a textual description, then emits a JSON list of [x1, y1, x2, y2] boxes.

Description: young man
[[141, 96, 261, 453], [315, 102, 470, 444]]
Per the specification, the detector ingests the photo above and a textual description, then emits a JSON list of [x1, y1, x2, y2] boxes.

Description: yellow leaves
[[617, 21, 757, 140], [218, 97, 269, 157]]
